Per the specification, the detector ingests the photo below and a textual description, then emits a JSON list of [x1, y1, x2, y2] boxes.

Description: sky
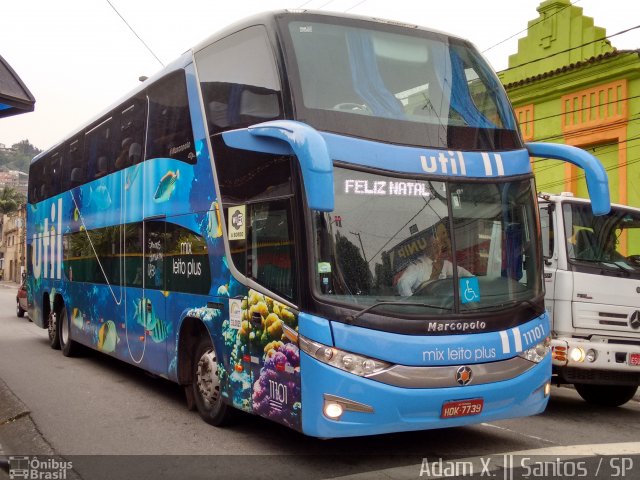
[[2, 0, 639, 152]]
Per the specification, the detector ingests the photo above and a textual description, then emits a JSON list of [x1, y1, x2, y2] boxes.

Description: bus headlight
[[299, 336, 391, 377], [518, 336, 551, 363]]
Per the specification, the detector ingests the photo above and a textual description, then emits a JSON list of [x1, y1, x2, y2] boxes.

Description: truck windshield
[[280, 15, 521, 150], [564, 203, 640, 276], [313, 167, 542, 316]]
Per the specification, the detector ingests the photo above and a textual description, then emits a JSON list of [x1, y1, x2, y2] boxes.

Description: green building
[[500, 0, 640, 209]]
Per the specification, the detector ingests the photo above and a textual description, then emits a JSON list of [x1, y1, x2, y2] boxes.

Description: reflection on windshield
[[313, 167, 541, 315], [284, 18, 520, 149], [564, 203, 640, 274]]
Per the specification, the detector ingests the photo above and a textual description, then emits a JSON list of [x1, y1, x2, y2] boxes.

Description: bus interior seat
[[239, 89, 280, 119], [95, 156, 109, 178], [207, 101, 230, 128], [128, 142, 142, 164], [70, 168, 85, 188]]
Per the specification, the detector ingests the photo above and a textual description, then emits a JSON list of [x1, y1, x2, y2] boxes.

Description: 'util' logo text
[[32, 198, 63, 280]]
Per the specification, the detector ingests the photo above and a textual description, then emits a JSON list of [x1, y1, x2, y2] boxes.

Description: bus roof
[[32, 9, 470, 165]]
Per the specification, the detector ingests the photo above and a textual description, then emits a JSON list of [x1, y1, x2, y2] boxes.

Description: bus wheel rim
[[196, 348, 220, 408], [48, 312, 57, 339]]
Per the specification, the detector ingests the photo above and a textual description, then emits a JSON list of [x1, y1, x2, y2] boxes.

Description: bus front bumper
[[300, 352, 551, 438]]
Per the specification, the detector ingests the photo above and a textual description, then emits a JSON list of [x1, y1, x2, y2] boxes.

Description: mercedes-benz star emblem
[[455, 366, 473, 386], [630, 311, 640, 330]]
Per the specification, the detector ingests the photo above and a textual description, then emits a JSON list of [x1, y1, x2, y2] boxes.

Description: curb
[[0, 377, 55, 457]]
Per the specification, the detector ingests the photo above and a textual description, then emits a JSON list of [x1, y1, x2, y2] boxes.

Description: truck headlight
[[299, 336, 391, 377], [519, 336, 551, 363]]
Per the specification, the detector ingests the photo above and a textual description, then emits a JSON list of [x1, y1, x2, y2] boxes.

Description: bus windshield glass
[[564, 202, 640, 277], [313, 167, 541, 316], [281, 17, 520, 150]]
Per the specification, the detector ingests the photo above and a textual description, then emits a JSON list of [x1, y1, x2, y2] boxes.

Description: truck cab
[[539, 192, 640, 406]]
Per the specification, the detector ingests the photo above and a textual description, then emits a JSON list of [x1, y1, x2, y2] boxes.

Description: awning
[[0, 54, 35, 118]]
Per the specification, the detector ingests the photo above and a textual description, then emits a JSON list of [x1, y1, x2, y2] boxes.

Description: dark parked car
[[17, 280, 28, 318]]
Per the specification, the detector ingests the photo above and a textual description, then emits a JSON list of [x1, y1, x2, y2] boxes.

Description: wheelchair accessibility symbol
[[460, 277, 480, 304]]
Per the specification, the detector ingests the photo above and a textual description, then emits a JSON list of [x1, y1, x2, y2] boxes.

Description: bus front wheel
[[191, 336, 235, 426], [574, 383, 638, 407]]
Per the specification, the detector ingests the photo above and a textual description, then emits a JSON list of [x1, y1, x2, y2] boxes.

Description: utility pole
[[350, 231, 367, 263]]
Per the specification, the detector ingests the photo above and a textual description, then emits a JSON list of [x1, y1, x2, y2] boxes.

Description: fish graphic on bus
[[71, 307, 84, 329], [88, 185, 112, 210], [97, 320, 119, 353], [125, 164, 141, 190], [132, 297, 171, 343], [153, 170, 180, 203], [207, 201, 223, 239]]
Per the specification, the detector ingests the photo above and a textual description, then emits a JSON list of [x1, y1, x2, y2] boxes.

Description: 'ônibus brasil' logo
[[32, 198, 63, 280]]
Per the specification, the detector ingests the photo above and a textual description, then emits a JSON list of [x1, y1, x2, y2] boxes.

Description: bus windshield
[[313, 167, 541, 316], [281, 16, 520, 150], [564, 202, 640, 277]]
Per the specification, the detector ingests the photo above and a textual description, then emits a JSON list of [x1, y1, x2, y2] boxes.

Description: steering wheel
[[333, 103, 372, 114]]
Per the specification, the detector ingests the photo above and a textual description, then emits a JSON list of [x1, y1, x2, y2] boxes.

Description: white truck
[[538, 192, 640, 406]]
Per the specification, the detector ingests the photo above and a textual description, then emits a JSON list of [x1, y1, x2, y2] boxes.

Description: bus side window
[[146, 71, 196, 164], [213, 142, 297, 301], [115, 96, 146, 171], [195, 25, 283, 135], [85, 117, 115, 180], [28, 160, 43, 203], [49, 152, 63, 198]]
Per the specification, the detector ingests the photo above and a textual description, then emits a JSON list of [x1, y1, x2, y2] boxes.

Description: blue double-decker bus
[[26, 10, 609, 438]]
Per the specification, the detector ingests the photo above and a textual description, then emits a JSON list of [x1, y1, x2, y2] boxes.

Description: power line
[[105, 0, 165, 68], [344, 0, 368, 13], [526, 113, 640, 145], [502, 24, 640, 73], [482, 0, 582, 54]]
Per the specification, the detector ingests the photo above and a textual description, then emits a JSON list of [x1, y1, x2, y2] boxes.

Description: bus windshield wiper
[[345, 300, 452, 323]]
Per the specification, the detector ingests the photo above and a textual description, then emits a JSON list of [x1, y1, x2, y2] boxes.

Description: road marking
[[480, 421, 556, 444]]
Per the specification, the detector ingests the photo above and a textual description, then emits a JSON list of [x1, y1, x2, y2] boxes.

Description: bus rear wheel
[[59, 306, 81, 357], [48, 309, 61, 350], [574, 383, 638, 407], [191, 336, 234, 426]]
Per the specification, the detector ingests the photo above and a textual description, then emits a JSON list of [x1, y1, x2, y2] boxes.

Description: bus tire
[[48, 308, 61, 350], [574, 383, 638, 407], [191, 336, 235, 426], [59, 305, 81, 357]]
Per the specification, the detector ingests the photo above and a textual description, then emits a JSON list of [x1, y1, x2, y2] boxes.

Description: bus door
[[140, 219, 168, 374], [122, 217, 167, 374]]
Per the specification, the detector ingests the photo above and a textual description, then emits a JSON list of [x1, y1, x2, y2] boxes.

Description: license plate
[[629, 353, 640, 366], [440, 398, 484, 419]]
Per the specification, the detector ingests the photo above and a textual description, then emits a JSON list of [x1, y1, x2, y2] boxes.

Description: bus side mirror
[[222, 120, 334, 212], [526, 142, 610, 216]]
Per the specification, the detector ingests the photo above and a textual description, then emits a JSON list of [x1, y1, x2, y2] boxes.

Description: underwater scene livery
[[219, 290, 301, 430], [27, 140, 302, 430]]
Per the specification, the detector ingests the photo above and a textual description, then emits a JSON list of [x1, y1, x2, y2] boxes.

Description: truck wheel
[[191, 336, 235, 426], [574, 383, 638, 407], [48, 309, 61, 350]]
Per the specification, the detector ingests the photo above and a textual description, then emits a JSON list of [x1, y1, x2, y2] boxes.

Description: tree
[[0, 139, 41, 173], [335, 232, 373, 295], [0, 187, 26, 214]]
